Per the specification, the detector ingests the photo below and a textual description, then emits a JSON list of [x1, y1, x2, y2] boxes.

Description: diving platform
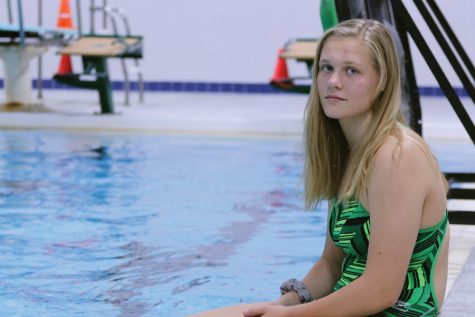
[[0, 22, 77, 109], [0, 0, 144, 114], [0, 23, 76, 44], [53, 35, 143, 114]]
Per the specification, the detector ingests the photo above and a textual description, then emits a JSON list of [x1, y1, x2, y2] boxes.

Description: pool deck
[[1, 90, 475, 314]]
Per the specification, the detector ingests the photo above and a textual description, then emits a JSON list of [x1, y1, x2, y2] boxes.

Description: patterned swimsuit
[[329, 199, 448, 316]]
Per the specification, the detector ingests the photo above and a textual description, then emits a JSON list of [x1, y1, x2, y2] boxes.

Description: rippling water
[[3, 130, 471, 316], [0, 131, 327, 316]]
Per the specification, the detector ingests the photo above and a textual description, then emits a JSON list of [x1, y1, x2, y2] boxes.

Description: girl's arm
[[275, 202, 345, 306], [303, 213, 345, 301]]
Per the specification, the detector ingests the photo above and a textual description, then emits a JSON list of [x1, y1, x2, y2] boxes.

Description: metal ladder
[[88, 0, 144, 105]]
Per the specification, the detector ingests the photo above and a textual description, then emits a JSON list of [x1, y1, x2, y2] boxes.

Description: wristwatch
[[280, 278, 313, 303]]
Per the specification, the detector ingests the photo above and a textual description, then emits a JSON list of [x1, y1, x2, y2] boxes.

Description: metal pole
[[90, 0, 95, 34], [103, 0, 108, 29], [413, 0, 475, 104], [387, 0, 422, 135], [76, 0, 82, 36], [17, 0, 25, 47], [37, 0, 43, 100], [426, 0, 475, 83], [121, 59, 130, 105], [393, 0, 475, 146], [7, 0, 13, 23], [109, 13, 118, 35], [137, 61, 144, 103]]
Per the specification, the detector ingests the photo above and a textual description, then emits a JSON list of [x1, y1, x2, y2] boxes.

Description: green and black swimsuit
[[329, 198, 448, 316]]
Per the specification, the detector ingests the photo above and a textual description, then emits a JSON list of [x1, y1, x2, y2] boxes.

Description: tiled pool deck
[[1, 90, 474, 314]]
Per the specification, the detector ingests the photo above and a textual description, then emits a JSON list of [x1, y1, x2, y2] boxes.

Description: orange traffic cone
[[56, 0, 74, 74], [57, 0, 74, 29], [271, 48, 289, 82], [57, 55, 73, 74]]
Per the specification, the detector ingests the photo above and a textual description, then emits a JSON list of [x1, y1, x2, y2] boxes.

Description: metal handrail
[[106, 6, 144, 104], [413, 0, 475, 105], [392, 0, 475, 146], [76, 0, 82, 36], [426, 0, 475, 83], [88, 0, 144, 105], [37, 0, 43, 100], [16, 0, 25, 47], [7, 0, 13, 23]]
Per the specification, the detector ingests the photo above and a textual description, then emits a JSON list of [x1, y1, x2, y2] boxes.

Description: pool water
[[0, 131, 327, 316], [1, 130, 474, 316]]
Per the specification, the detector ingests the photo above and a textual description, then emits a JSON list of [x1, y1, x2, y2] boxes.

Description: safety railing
[[87, 0, 144, 105]]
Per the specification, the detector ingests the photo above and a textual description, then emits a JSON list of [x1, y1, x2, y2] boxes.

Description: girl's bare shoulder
[[373, 127, 435, 176]]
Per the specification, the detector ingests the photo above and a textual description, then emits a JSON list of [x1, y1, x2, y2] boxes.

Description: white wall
[[0, 0, 474, 87]]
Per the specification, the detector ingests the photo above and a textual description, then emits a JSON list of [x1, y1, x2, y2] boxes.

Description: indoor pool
[[0, 130, 327, 316], [1, 131, 474, 317]]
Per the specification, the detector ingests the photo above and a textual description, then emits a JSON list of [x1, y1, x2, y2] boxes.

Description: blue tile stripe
[[417, 86, 468, 97], [0, 79, 469, 96]]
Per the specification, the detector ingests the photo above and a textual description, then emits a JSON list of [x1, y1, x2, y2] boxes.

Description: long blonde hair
[[304, 19, 443, 209]]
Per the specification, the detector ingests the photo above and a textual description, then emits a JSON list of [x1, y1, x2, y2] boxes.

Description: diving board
[[270, 39, 317, 94], [58, 36, 142, 57], [1, 0, 144, 114], [53, 35, 143, 114], [0, 23, 77, 44], [280, 40, 318, 61]]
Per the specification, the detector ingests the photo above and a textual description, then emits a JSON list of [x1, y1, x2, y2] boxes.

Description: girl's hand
[[272, 291, 300, 306], [242, 304, 290, 317]]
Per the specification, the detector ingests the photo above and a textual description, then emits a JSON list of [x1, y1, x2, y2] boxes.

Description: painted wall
[[0, 0, 473, 88]]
